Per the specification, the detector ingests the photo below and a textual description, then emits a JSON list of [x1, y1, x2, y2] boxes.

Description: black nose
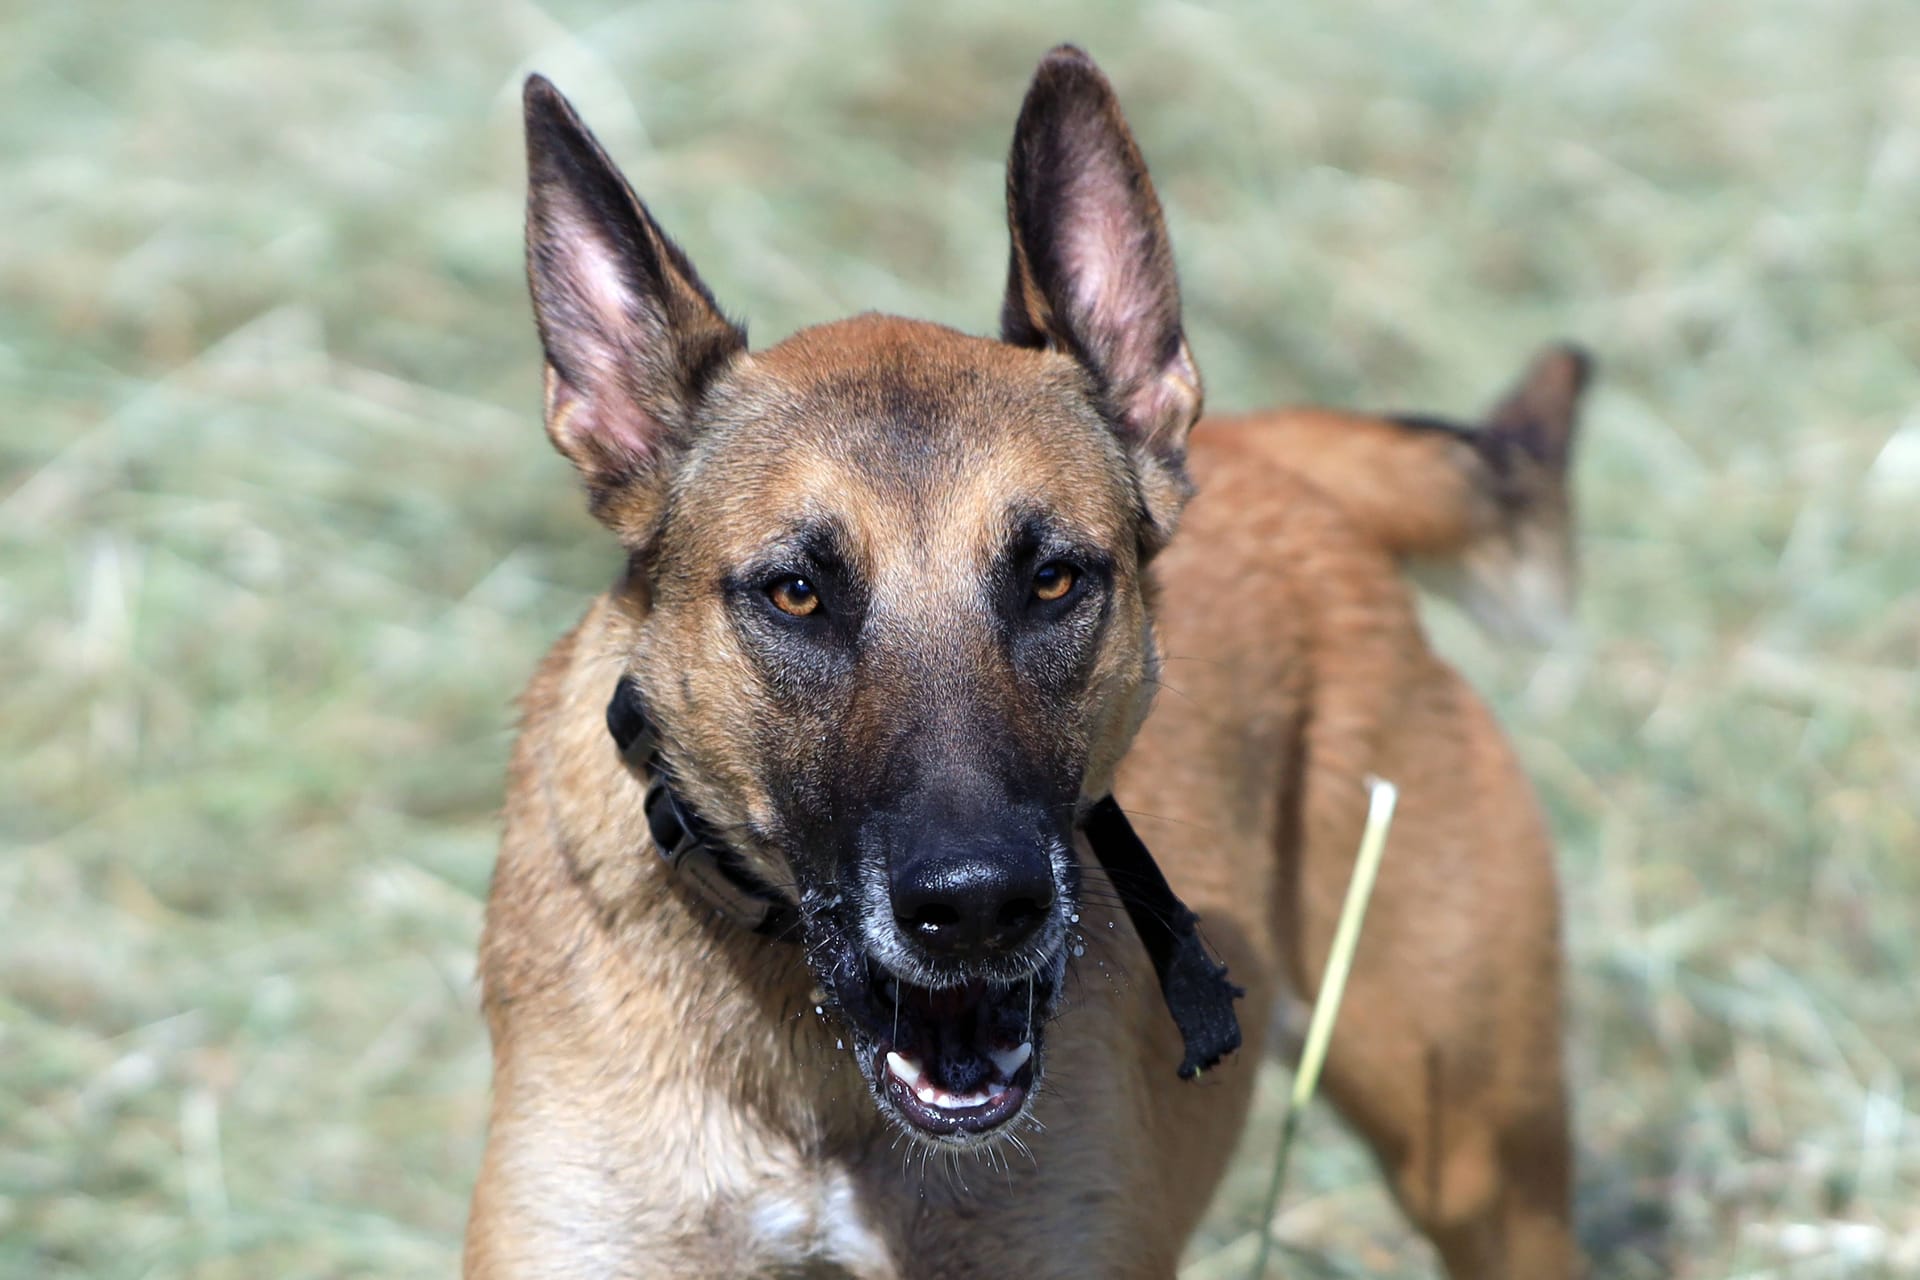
[[890, 847, 1055, 960]]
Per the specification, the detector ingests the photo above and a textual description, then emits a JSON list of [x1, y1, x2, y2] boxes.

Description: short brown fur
[[468, 49, 1582, 1280]]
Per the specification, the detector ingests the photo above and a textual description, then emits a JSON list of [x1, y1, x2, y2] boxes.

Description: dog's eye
[[1031, 561, 1077, 603], [768, 576, 821, 617]]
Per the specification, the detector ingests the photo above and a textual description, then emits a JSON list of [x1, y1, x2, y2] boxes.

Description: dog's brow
[[1000, 506, 1113, 570], [748, 517, 856, 574]]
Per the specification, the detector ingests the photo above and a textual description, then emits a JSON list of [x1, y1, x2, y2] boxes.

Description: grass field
[[4, 1, 1917, 1275]]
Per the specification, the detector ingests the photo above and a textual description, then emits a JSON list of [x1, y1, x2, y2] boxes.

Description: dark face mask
[[607, 675, 1241, 1078]]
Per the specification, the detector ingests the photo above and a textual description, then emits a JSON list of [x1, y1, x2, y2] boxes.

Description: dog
[[466, 46, 1585, 1279]]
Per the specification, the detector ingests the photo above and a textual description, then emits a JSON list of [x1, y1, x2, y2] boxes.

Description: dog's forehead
[[683, 314, 1140, 565]]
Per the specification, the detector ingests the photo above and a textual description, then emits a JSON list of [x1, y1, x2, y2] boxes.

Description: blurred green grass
[[3, 1, 1917, 1275]]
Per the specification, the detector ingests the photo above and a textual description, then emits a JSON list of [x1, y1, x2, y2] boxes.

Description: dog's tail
[[1255, 345, 1593, 641]]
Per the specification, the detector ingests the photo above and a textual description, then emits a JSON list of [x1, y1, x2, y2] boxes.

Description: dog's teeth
[[888, 1047, 1020, 1113], [989, 1042, 1033, 1079], [885, 1051, 924, 1088], [918, 1082, 989, 1109], [899, 1069, 990, 1111]]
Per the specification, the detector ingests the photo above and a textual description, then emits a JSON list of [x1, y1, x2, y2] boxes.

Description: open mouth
[[877, 974, 1038, 1136], [830, 954, 1060, 1143]]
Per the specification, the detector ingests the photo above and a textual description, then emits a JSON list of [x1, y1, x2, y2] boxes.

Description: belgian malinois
[[467, 46, 1585, 1279]]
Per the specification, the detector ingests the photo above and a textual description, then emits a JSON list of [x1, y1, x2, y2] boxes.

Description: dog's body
[[468, 50, 1582, 1280]]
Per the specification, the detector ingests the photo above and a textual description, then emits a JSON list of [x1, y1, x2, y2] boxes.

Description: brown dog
[[467, 46, 1583, 1279]]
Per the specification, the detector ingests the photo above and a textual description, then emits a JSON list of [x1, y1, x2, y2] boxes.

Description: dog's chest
[[726, 1165, 892, 1277]]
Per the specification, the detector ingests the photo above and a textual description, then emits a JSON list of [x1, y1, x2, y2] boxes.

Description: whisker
[[1140, 675, 1198, 705], [1007, 1129, 1036, 1168], [1105, 805, 1218, 835], [1156, 651, 1231, 671]]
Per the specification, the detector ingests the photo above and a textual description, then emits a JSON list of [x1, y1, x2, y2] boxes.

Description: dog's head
[[522, 46, 1199, 1146]]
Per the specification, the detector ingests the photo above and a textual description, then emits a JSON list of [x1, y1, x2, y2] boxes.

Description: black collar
[[605, 677, 1240, 1078], [605, 677, 800, 939]]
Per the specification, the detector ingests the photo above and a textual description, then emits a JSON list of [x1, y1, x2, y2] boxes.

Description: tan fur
[[466, 332, 1575, 1280], [469, 58, 1576, 1280], [1221, 344, 1589, 645]]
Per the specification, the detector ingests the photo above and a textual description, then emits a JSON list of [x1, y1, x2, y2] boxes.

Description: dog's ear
[[1001, 45, 1201, 544], [523, 75, 746, 513]]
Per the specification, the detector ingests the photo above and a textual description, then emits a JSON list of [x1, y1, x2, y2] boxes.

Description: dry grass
[[4, 1, 1916, 1275]]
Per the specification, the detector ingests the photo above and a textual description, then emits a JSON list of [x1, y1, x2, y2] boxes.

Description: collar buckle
[[641, 776, 780, 932]]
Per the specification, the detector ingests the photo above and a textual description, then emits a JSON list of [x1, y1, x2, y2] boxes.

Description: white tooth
[[894, 1055, 1013, 1112], [989, 1042, 1033, 1078], [915, 1084, 992, 1111]]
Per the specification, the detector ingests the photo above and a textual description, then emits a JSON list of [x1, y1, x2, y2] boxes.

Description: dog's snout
[[890, 844, 1054, 961]]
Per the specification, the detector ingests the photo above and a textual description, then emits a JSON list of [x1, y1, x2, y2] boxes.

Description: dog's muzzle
[[606, 675, 1245, 1100]]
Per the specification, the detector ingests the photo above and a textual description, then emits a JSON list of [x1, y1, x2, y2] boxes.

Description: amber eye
[[1031, 561, 1077, 603], [768, 576, 820, 617]]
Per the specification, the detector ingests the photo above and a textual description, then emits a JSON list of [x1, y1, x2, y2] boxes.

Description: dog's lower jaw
[[876, 1039, 1038, 1148], [815, 939, 1066, 1149], [792, 853, 1076, 1146]]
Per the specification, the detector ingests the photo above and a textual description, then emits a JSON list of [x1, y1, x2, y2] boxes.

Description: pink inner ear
[[1057, 146, 1172, 412], [543, 200, 660, 469], [560, 206, 641, 343]]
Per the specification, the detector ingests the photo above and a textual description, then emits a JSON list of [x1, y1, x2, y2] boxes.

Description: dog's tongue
[[931, 1031, 993, 1094], [918, 981, 987, 1089]]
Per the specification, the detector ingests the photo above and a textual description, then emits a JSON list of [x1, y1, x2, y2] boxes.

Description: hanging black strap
[[1082, 795, 1244, 1078], [605, 677, 1241, 1078]]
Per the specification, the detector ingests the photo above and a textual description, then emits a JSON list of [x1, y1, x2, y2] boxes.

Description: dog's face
[[522, 47, 1200, 1147]]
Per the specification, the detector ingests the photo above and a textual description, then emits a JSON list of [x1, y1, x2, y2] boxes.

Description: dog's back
[[1217, 344, 1590, 642], [1101, 360, 1590, 1270]]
